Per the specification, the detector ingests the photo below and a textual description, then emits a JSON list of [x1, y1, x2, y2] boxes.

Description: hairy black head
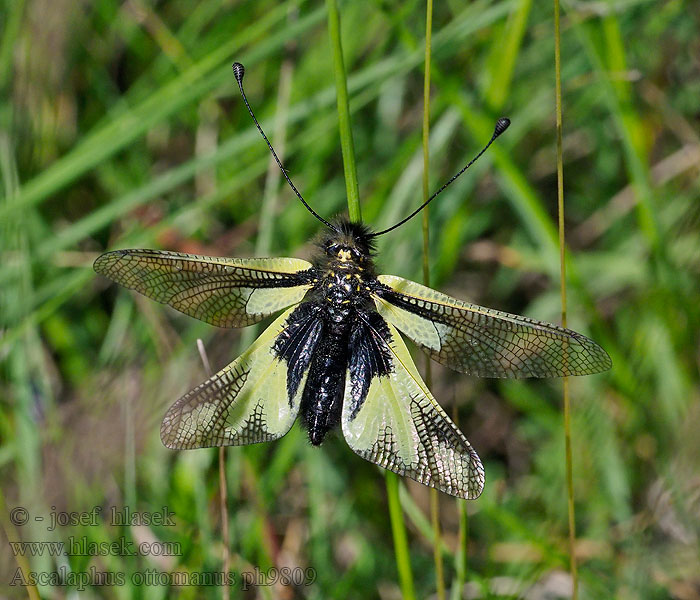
[[312, 218, 377, 272], [329, 219, 376, 255]]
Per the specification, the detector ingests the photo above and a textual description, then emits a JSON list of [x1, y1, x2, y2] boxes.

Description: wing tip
[[447, 474, 485, 499], [159, 422, 181, 450], [351, 448, 486, 499], [457, 486, 484, 500], [573, 337, 613, 376], [92, 251, 110, 275], [93, 249, 132, 275], [599, 348, 613, 372], [459, 453, 486, 500], [159, 411, 191, 449], [416, 471, 485, 500]]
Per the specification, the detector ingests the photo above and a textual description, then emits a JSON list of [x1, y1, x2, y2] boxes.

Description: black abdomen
[[300, 324, 349, 445]]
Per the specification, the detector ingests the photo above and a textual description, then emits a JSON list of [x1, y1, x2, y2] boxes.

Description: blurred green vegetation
[[1, 0, 699, 598]]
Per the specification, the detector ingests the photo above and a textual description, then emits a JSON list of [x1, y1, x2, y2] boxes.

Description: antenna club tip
[[494, 117, 511, 136], [232, 62, 245, 83]]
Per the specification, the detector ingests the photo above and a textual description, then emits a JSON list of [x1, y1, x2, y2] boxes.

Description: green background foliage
[[1, 0, 699, 598]]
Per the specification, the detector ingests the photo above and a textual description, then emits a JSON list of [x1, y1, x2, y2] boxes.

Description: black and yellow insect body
[[94, 63, 611, 499], [291, 222, 378, 447]]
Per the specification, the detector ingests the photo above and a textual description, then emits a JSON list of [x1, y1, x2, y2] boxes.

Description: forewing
[[342, 316, 484, 499], [94, 249, 313, 327], [161, 306, 320, 448], [373, 275, 611, 378]]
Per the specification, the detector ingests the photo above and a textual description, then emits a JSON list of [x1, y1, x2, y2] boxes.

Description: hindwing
[[342, 314, 484, 499], [94, 250, 313, 328], [160, 305, 321, 449], [373, 275, 611, 378]]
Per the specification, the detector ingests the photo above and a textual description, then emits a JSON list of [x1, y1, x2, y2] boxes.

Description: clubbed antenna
[[371, 118, 511, 237], [232, 62, 339, 233]]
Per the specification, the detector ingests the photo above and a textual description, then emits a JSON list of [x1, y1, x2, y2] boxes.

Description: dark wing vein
[[161, 307, 310, 449], [342, 316, 484, 499], [94, 249, 313, 327], [374, 275, 611, 378]]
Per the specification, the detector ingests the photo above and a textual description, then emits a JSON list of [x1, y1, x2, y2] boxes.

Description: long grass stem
[[554, 1, 578, 597], [451, 499, 469, 600], [421, 0, 434, 289], [197, 339, 230, 600], [325, 0, 361, 222], [422, 2, 445, 599], [386, 472, 417, 600], [326, 1, 414, 596], [451, 400, 469, 598]]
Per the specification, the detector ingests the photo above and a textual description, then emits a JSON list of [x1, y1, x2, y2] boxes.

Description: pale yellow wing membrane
[[342, 321, 484, 499], [161, 308, 307, 448], [94, 250, 313, 328], [374, 275, 611, 379]]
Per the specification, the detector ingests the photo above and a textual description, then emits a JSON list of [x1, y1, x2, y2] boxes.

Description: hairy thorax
[[309, 219, 379, 325], [320, 258, 372, 322]]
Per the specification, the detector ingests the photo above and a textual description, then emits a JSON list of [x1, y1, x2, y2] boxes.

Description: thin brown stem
[[197, 339, 230, 600], [422, 1, 444, 599]]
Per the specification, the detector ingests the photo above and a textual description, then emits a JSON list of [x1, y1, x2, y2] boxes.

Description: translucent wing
[[342, 314, 484, 499], [161, 306, 321, 448], [94, 249, 313, 327], [373, 275, 611, 378]]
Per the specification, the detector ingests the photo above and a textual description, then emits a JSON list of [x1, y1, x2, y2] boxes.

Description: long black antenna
[[371, 118, 511, 237], [232, 62, 339, 233]]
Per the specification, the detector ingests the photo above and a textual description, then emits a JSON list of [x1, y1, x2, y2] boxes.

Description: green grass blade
[[0, 3, 325, 220], [326, 1, 415, 597], [326, 0, 361, 221], [483, 0, 533, 110], [421, 2, 445, 599], [386, 471, 417, 600]]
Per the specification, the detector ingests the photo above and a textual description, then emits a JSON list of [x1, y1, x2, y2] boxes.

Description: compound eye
[[326, 243, 339, 253]]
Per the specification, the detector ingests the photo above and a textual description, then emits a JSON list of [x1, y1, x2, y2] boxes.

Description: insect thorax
[[311, 218, 378, 317]]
